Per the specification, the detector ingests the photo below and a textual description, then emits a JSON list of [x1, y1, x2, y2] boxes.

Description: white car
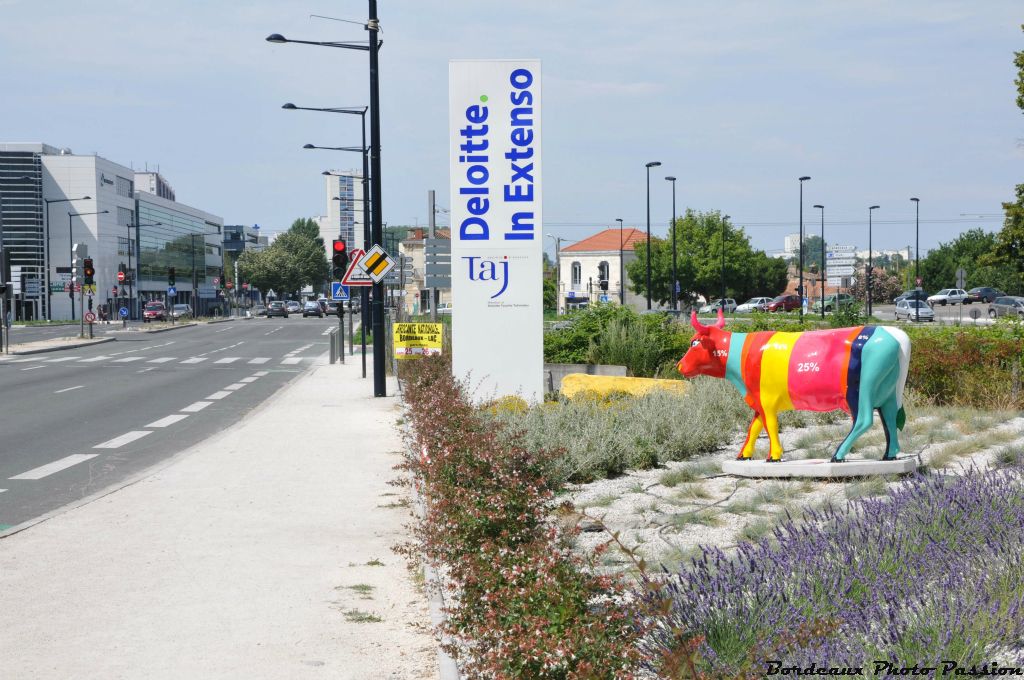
[[436, 302, 453, 315], [735, 297, 773, 314], [895, 299, 934, 322], [926, 288, 969, 306], [698, 298, 737, 314]]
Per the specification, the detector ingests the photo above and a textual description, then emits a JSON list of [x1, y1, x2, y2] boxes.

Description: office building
[[321, 170, 365, 255]]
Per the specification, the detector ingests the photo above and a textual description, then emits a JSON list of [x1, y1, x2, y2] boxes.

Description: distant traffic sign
[[167, 286, 177, 296], [341, 249, 373, 286], [119, 307, 129, 318], [331, 282, 350, 301], [84, 311, 96, 323], [356, 244, 397, 283], [117, 271, 126, 283]]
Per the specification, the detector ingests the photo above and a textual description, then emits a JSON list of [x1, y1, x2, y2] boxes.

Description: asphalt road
[[0, 317, 346, 531]]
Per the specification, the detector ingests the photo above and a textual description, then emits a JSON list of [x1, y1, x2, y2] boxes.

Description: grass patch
[[660, 467, 698, 488], [672, 483, 711, 501], [582, 494, 617, 508], [377, 499, 409, 508], [365, 558, 384, 567], [343, 608, 382, 623], [929, 429, 1020, 469], [737, 517, 777, 543], [668, 511, 722, 530], [340, 584, 375, 599], [994, 444, 1024, 468], [844, 476, 891, 500]]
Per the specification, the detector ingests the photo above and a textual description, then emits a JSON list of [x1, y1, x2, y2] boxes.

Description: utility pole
[[428, 189, 436, 322], [368, 0, 386, 397]]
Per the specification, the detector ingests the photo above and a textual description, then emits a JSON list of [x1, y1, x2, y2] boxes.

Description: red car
[[766, 294, 800, 312], [142, 301, 167, 322]]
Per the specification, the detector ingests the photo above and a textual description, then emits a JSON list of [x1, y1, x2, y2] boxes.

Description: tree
[[236, 218, 330, 295], [850, 269, 903, 306], [274, 231, 330, 290], [921, 228, 1018, 292], [288, 217, 322, 246], [626, 210, 789, 306]]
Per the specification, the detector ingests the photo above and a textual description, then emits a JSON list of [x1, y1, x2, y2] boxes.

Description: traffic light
[[332, 240, 348, 279], [83, 258, 95, 286], [168, 266, 176, 287], [599, 279, 609, 291], [219, 269, 225, 289]]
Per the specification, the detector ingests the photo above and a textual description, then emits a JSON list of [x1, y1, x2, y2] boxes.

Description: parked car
[[267, 301, 289, 318], [316, 298, 329, 313], [142, 301, 167, 322], [252, 304, 267, 317], [302, 301, 324, 318], [893, 290, 929, 305], [735, 297, 773, 314], [895, 299, 934, 322], [698, 298, 737, 314], [926, 288, 969, 306], [285, 300, 302, 315], [811, 293, 856, 313], [766, 294, 801, 312], [436, 302, 453, 315], [988, 296, 1024, 319], [967, 287, 1005, 304], [325, 301, 340, 315], [171, 303, 193, 320]]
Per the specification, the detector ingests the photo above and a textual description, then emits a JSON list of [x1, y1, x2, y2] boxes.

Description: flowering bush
[[399, 356, 647, 678], [646, 468, 1024, 672]]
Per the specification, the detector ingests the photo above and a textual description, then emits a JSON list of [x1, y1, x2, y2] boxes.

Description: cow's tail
[[885, 326, 912, 430]]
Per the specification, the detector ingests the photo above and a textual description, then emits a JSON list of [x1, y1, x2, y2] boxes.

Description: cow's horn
[[715, 308, 726, 329], [690, 311, 706, 332]]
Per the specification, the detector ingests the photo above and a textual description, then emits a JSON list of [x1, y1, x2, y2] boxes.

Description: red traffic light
[[333, 240, 346, 253]]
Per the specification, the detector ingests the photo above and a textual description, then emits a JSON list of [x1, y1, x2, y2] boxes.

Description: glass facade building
[[0, 148, 45, 319]]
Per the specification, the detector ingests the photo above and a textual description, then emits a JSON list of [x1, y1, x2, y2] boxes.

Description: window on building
[[116, 176, 134, 198], [117, 236, 134, 256], [598, 261, 609, 283], [117, 206, 134, 226], [571, 262, 581, 286]]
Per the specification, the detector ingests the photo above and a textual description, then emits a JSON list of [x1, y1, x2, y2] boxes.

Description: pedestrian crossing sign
[[341, 249, 373, 287], [331, 282, 350, 301]]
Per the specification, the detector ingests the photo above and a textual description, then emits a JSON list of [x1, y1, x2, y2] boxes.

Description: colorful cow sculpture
[[677, 310, 911, 462]]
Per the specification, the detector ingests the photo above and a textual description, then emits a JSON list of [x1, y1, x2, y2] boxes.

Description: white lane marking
[[113, 357, 145, 363], [9, 454, 99, 480], [146, 414, 189, 428], [21, 366, 44, 371], [0, 489, 6, 493], [11, 357, 46, 363], [214, 357, 239, 364], [253, 371, 269, 377], [205, 391, 231, 400], [214, 326, 234, 333], [54, 385, 84, 394], [280, 357, 302, 365], [181, 401, 212, 413], [136, 367, 155, 373], [147, 357, 176, 363], [79, 356, 112, 363], [248, 357, 270, 364], [224, 383, 246, 391], [181, 357, 206, 364], [239, 377, 259, 383], [44, 356, 80, 363], [94, 430, 152, 449]]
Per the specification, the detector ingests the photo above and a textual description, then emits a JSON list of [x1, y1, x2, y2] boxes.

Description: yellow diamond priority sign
[[356, 244, 397, 283]]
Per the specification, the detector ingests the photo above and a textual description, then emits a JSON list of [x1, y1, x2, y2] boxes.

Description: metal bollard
[[329, 327, 338, 364]]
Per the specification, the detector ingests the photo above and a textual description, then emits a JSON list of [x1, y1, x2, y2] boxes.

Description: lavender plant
[[644, 468, 1024, 673]]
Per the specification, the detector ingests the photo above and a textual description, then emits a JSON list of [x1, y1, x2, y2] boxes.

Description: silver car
[[285, 301, 301, 315], [926, 288, 969, 306], [895, 299, 933, 322], [988, 296, 1024, 319]]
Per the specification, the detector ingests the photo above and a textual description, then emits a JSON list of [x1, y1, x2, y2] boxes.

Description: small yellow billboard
[[394, 323, 443, 359]]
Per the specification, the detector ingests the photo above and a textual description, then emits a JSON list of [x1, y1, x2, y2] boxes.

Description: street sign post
[[955, 268, 966, 289], [331, 282, 351, 301], [119, 307, 129, 318]]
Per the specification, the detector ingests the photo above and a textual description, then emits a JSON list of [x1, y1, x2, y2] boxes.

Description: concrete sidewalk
[[0, 356, 438, 680]]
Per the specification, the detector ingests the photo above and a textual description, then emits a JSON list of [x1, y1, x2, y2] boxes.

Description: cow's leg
[[832, 393, 875, 462], [738, 413, 764, 460], [763, 410, 784, 462], [878, 397, 900, 460]]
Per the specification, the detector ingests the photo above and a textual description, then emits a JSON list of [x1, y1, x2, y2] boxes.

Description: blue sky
[[1, 0, 1020, 256]]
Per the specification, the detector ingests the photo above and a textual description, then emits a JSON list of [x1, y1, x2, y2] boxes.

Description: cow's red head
[[677, 309, 728, 378]]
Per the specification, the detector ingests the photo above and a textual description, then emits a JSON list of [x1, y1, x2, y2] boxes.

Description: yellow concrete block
[[561, 373, 688, 399]]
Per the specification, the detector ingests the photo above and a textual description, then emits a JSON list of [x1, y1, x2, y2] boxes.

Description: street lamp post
[[644, 161, 661, 310], [798, 176, 811, 321], [665, 176, 678, 310], [910, 198, 920, 322], [43, 195, 91, 320], [813, 205, 825, 319], [615, 218, 624, 306], [868, 205, 880, 317], [67, 210, 108, 321], [721, 214, 731, 303]]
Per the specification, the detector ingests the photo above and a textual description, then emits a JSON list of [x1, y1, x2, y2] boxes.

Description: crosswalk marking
[[11, 357, 45, 363], [181, 401, 212, 413], [113, 357, 145, 363], [94, 431, 152, 449], [181, 357, 206, 364], [79, 356, 112, 363], [253, 371, 269, 377], [214, 357, 239, 364], [147, 357, 176, 363], [206, 391, 231, 400], [44, 356, 80, 363], [248, 357, 270, 364], [280, 357, 302, 365], [146, 414, 189, 428], [54, 385, 83, 394], [9, 454, 99, 480], [224, 383, 246, 391], [239, 377, 259, 383]]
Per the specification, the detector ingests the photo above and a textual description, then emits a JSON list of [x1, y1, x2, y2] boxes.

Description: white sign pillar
[[449, 59, 543, 403]]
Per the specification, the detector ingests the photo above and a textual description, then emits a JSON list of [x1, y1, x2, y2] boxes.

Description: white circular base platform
[[722, 455, 919, 479]]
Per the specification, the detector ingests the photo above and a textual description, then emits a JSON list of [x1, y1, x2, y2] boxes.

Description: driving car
[[302, 301, 324, 318], [171, 303, 193, 320], [735, 297, 773, 314], [252, 304, 267, 316], [766, 294, 801, 312], [267, 301, 289, 318], [892, 290, 929, 305], [811, 293, 856, 313], [285, 300, 302, 315], [325, 301, 340, 315], [967, 287, 1005, 304], [988, 296, 1024, 319], [895, 299, 934, 322], [698, 298, 737, 314], [926, 288, 969, 306], [142, 301, 167, 322]]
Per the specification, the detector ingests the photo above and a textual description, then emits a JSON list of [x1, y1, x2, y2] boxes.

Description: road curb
[[8, 335, 116, 355], [110, 322, 199, 335]]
